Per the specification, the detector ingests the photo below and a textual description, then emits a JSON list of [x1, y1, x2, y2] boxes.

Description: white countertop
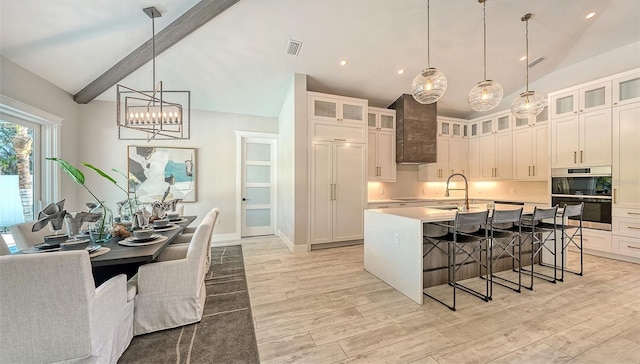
[[368, 203, 536, 223]]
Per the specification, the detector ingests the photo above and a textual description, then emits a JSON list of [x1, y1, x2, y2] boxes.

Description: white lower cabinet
[[582, 228, 612, 253], [310, 140, 366, 245], [612, 235, 640, 259]]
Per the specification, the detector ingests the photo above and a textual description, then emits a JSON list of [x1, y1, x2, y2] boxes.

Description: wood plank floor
[[222, 236, 640, 363]]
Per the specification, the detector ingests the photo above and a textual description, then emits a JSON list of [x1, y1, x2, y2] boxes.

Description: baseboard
[[212, 232, 241, 242], [277, 230, 308, 253]]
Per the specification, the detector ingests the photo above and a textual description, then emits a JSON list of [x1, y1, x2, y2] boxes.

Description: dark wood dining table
[[90, 215, 196, 285]]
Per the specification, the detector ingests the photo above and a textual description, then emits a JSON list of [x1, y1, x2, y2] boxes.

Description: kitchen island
[[364, 204, 536, 304]]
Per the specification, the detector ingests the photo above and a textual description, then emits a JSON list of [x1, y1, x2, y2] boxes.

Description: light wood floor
[[226, 236, 640, 363]]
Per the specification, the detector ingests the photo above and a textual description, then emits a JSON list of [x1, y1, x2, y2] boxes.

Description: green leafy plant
[[46, 158, 121, 237]]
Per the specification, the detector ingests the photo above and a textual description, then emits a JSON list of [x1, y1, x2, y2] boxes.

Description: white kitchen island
[[364, 204, 536, 305]]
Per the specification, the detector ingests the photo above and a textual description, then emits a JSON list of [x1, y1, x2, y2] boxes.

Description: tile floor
[[221, 236, 640, 363]]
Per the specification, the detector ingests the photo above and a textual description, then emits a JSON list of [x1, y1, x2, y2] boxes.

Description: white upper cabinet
[[437, 118, 468, 138], [474, 111, 512, 137], [612, 71, 640, 107], [512, 125, 548, 181], [514, 106, 548, 129], [550, 81, 611, 118], [309, 92, 367, 142], [367, 107, 396, 182]]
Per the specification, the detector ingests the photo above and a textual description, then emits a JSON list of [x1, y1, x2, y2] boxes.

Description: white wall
[[0, 56, 82, 211], [277, 76, 295, 245], [293, 74, 308, 247], [76, 101, 278, 238]]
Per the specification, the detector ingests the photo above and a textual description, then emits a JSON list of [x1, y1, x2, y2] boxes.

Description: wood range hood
[[388, 94, 437, 164]]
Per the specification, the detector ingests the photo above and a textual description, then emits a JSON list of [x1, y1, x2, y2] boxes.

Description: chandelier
[[411, 0, 447, 104], [117, 7, 190, 141], [467, 0, 503, 112], [510, 13, 545, 119]]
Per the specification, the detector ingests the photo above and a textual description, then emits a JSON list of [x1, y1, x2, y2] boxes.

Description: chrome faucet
[[444, 173, 469, 211]]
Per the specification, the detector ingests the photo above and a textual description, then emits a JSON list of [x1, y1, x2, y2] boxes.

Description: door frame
[[235, 131, 278, 238]]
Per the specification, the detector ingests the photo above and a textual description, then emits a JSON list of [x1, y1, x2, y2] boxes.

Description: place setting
[[149, 218, 180, 232], [119, 228, 168, 247]]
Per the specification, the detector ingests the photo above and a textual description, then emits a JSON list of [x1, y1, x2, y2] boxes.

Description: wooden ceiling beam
[[74, 0, 239, 104]]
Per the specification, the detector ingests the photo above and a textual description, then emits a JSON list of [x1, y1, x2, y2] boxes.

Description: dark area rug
[[119, 245, 260, 364]]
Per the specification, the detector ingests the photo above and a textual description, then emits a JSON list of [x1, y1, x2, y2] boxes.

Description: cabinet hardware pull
[[627, 245, 640, 250], [574, 151, 577, 163], [533, 165, 535, 176], [628, 226, 640, 230], [627, 212, 640, 215], [333, 184, 337, 200], [334, 138, 346, 141], [495, 168, 498, 177], [378, 205, 389, 208], [378, 166, 381, 176], [580, 150, 583, 163], [614, 189, 617, 204], [529, 166, 531, 176]]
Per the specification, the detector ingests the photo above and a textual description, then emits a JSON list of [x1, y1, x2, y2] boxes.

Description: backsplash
[[368, 165, 549, 203]]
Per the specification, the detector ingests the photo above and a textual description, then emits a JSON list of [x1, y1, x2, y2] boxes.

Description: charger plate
[[118, 235, 168, 247]]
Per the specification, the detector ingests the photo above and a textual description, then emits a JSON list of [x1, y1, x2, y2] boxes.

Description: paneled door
[[241, 137, 276, 237]]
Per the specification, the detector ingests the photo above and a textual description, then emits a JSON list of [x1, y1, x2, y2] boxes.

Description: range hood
[[388, 94, 437, 164]]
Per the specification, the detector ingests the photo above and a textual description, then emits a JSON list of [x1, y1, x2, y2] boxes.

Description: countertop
[[368, 196, 548, 205], [367, 204, 536, 223]]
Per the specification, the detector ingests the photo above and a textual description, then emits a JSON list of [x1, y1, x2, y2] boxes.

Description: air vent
[[528, 56, 546, 68], [285, 39, 302, 56]]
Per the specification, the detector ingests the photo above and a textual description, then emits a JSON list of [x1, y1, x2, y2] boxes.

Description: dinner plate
[[152, 224, 180, 232], [33, 243, 61, 251], [87, 245, 101, 253], [125, 234, 161, 243], [168, 217, 187, 223], [118, 235, 168, 247]]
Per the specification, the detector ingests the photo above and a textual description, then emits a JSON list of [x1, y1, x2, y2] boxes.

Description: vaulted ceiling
[[1, 0, 639, 119]]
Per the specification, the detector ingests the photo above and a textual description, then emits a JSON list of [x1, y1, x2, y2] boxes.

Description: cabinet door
[[551, 115, 580, 168], [310, 141, 333, 244], [613, 103, 640, 209], [469, 138, 480, 179], [341, 101, 366, 125], [332, 143, 365, 242], [494, 132, 513, 179], [367, 112, 377, 129], [579, 81, 610, 113], [479, 135, 495, 179], [495, 114, 511, 134], [613, 73, 640, 107], [379, 112, 395, 131], [367, 130, 378, 180], [580, 109, 611, 166], [551, 91, 578, 118], [377, 131, 396, 181], [512, 128, 534, 180], [310, 95, 339, 122], [448, 138, 464, 175], [533, 125, 549, 180]]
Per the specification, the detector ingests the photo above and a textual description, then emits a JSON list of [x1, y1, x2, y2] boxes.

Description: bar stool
[[484, 207, 524, 298], [423, 210, 490, 311], [558, 203, 584, 281], [517, 205, 559, 290]]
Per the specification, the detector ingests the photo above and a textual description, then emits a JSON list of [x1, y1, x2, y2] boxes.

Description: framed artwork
[[127, 146, 196, 202]]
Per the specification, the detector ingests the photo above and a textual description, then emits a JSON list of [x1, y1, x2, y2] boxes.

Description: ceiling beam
[[74, 0, 239, 104]]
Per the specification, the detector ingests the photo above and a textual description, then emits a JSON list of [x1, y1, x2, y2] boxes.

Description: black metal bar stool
[[558, 203, 584, 281], [423, 210, 490, 311], [484, 207, 524, 298], [517, 205, 559, 290]]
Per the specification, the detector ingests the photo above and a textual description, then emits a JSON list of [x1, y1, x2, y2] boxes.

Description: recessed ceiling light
[[397, 69, 405, 75], [586, 12, 596, 19], [339, 59, 348, 66], [520, 56, 527, 61]]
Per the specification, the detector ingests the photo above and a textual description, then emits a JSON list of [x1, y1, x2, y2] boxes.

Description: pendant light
[[510, 13, 545, 118], [411, 0, 447, 104], [467, 0, 503, 112]]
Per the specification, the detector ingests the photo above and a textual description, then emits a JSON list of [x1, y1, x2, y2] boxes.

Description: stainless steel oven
[[551, 166, 612, 231]]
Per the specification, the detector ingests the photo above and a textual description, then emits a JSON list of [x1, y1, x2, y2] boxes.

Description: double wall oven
[[551, 166, 612, 231]]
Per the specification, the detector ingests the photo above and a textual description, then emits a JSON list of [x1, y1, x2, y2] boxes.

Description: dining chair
[[161, 208, 219, 271], [0, 235, 11, 256], [9, 221, 66, 250], [0, 250, 135, 363], [128, 208, 218, 335]]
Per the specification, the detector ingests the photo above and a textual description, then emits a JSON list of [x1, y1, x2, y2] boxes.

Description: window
[[0, 95, 61, 251]]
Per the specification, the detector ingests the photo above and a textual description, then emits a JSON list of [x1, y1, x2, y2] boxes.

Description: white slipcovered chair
[[9, 221, 65, 250], [128, 208, 218, 335], [0, 251, 135, 363], [0, 235, 10, 256]]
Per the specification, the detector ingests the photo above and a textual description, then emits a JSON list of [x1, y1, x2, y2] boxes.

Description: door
[[241, 137, 276, 237], [332, 142, 365, 242], [310, 140, 332, 244]]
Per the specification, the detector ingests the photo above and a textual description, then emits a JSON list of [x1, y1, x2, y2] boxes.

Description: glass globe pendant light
[[468, 0, 503, 112], [411, 0, 447, 104], [511, 13, 545, 118]]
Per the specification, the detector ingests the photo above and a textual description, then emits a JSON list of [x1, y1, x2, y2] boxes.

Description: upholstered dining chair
[[0, 250, 135, 363], [0, 235, 11, 256], [161, 208, 219, 272], [128, 208, 218, 335], [9, 221, 66, 250]]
